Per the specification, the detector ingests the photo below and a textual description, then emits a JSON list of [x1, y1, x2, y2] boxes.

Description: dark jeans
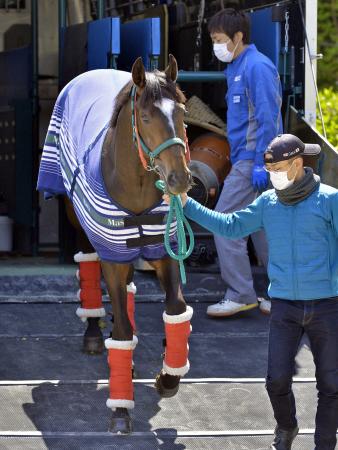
[[266, 297, 338, 450]]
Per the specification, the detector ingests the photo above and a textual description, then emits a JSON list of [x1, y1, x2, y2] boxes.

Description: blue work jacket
[[225, 44, 283, 165], [184, 183, 338, 301]]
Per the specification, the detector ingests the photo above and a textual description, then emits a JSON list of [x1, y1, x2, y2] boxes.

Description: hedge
[[317, 88, 338, 149], [317, 0, 338, 88]]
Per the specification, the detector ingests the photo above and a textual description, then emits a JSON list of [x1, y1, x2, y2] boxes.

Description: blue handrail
[[177, 71, 225, 83]]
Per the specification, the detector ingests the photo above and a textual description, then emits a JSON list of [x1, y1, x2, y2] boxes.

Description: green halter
[[131, 85, 186, 168]]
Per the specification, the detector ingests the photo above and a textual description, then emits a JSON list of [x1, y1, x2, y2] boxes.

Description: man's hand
[[162, 193, 188, 206], [252, 164, 268, 192]]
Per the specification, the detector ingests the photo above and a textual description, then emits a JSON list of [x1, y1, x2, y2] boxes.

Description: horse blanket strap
[[69, 167, 80, 201], [126, 234, 164, 249], [124, 213, 165, 227], [37, 69, 178, 263]]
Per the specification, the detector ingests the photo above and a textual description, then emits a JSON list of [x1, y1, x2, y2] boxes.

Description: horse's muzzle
[[167, 170, 192, 195]]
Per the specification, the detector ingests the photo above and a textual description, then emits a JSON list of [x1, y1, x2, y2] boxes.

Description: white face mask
[[213, 40, 239, 63], [269, 161, 297, 190]]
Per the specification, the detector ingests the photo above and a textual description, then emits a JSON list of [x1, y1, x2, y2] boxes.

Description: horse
[[37, 55, 193, 433]]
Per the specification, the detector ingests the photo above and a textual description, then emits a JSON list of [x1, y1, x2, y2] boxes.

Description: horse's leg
[[126, 265, 137, 335], [65, 198, 105, 354], [148, 257, 193, 397], [101, 261, 136, 434], [74, 252, 105, 354]]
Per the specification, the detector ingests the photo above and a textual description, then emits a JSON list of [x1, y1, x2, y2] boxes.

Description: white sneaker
[[258, 297, 271, 315], [206, 299, 258, 317]]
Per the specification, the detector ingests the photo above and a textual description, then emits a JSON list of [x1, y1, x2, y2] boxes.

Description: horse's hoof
[[83, 318, 104, 354], [83, 335, 104, 354], [155, 371, 180, 398], [109, 408, 132, 434]]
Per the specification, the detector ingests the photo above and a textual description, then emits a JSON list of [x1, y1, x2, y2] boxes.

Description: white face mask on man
[[213, 39, 239, 63], [269, 160, 297, 190]]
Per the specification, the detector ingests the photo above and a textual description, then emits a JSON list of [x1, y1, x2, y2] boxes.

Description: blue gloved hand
[[252, 164, 268, 192]]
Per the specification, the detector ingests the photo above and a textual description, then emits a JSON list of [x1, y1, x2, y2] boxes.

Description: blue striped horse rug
[[37, 69, 177, 263]]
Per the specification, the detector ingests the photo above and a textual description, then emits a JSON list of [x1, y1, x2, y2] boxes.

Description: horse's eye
[[141, 114, 149, 123]]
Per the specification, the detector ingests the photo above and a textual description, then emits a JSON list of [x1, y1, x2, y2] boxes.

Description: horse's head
[[131, 55, 192, 195]]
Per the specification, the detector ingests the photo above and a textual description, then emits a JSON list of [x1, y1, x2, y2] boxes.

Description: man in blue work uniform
[[164, 134, 338, 450], [207, 8, 283, 317]]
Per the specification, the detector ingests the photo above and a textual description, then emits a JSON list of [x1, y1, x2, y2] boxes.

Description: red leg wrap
[[105, 337, 138, 409], [108, 349, 133, 400], [78, 261, 102, 309], [163, 306, 193, 376], [74, 252, 105, 320], [127, 282, 137, 333]]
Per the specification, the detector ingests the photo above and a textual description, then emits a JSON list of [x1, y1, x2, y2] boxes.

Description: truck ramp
[[0, 262, 327, 450]]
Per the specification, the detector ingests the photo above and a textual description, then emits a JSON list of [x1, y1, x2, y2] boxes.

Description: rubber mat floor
[[0, 264, 334, 450]]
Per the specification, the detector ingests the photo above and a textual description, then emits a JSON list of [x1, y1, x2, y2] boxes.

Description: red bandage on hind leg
[[74, 252, 105, 321], [163, 306, 193, 376], [127, 282, 137, 333], [105, 336, 138, 410]]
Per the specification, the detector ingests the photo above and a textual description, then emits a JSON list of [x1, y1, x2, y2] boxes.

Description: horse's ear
[[132, 57, 146, 88], [165, 54, 178, 83]]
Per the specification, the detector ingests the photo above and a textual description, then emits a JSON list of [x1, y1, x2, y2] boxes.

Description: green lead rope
[[155, 180, 195, 284]]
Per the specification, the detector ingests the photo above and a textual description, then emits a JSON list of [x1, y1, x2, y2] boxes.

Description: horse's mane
[[110, 70, 186, 128]]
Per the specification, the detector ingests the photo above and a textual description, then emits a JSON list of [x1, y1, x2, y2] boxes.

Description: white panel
[[304, 0, 318, 126]]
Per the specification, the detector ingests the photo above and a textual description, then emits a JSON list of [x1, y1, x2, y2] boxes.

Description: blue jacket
[[225, 44, 283, 165], [184, 183, 338, 301]]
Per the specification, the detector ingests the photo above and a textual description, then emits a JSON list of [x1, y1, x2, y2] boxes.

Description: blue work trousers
[[266, 297, 338, 450]]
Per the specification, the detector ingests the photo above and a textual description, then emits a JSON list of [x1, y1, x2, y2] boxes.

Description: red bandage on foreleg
[[78, 260, 101, 308], [127, 282, 137, 333], [105, 336, 138, 410], [163, 306, 193, 376], [74, 252, 105, 320]]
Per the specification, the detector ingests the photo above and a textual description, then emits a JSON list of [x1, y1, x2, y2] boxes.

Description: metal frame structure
[[0, 0, 334, 255], [304, 0, 318, 126]]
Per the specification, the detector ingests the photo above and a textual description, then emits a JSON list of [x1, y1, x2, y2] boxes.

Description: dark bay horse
[[39, 55, 193, 433]]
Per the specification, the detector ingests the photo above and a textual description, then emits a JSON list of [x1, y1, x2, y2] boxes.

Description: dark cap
[[264, 134, 321, 164]]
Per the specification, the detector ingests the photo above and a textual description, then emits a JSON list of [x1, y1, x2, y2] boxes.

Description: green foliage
[[317, 1, 338, 148], [317, 88, 338, 149], [317, 0, 338, 88]]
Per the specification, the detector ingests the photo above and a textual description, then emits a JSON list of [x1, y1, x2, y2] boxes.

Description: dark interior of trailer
[[0, 0, 316, 260]]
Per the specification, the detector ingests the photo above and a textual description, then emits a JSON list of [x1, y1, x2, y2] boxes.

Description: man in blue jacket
[[207, 8, 283, 317], [163, 134, 338, 450]]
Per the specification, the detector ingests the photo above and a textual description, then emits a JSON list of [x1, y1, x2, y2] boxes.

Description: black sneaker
[[270, 426, 299, 450]]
